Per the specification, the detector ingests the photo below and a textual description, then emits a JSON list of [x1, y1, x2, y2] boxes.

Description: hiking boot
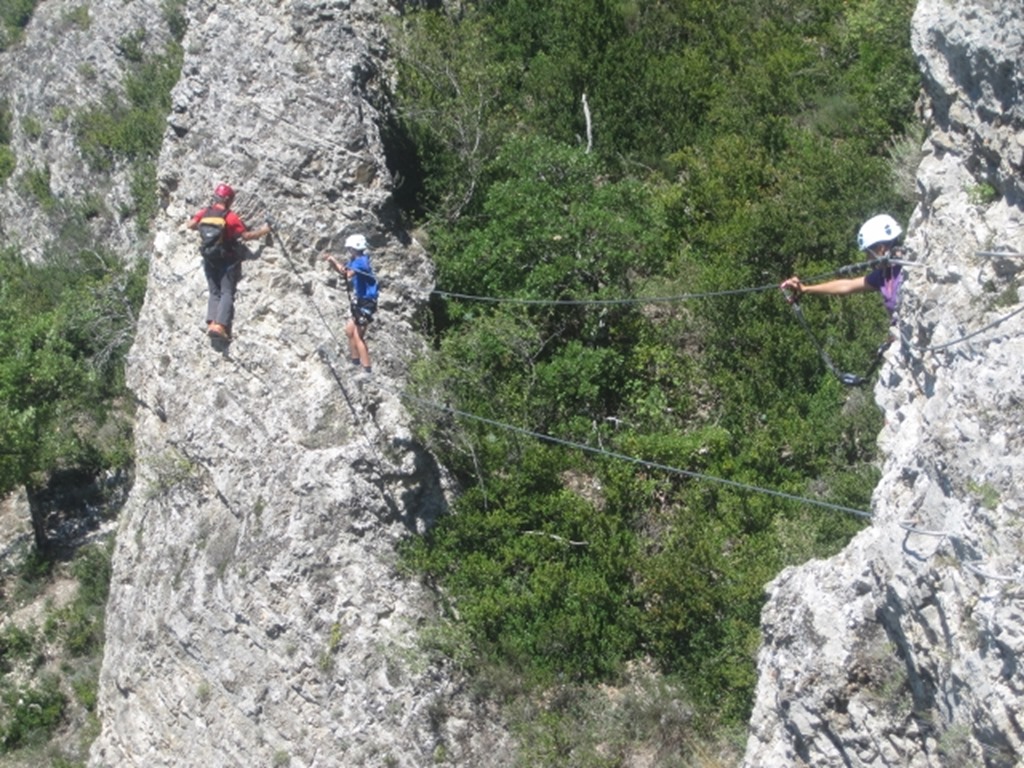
[[208, 322, 230, 339]]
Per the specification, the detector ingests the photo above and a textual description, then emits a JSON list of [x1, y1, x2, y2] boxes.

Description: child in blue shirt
[[326, 234, 378, 375]]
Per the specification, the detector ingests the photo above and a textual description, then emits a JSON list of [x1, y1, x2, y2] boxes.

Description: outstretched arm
[[241, 223, 272, 241], [323, 253, 346, 276], [781, 275, 869, 298]]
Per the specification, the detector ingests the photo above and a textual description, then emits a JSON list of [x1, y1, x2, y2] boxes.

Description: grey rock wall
[[0, 0, 171, 260], [89, 1, 512, 766], [8, 0, 1017, 764], [743, 2, 1024, 766]]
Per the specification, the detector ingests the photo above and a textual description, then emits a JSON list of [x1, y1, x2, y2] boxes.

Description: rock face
[[0, 0, 172, 260], [88, 2, 513, 766], [743, 2, 1024, 766], [6, 0, 1020, 764]]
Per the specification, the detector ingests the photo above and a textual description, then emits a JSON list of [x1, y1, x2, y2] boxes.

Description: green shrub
[[70, 672, 98, 712], [19, 165, 55, 209], [75, 96, 164, 171], [21, 114, 42, 140], [63, 4, 90, 30], [0, 0, 38, 50], [0, 624, 35, 672], [397, 0, 916, 729], [967, 182, 998, 206], [77, 62, 97, 81], [405, 464, 642, 682], [69, 37, 181, 233], [162, 0, 188, 42], [116, 28, 147, 63], [0, 674, 66, 752], [0, 101, 10, 144], [130, 160, 158, 232], [41, 546, 111, 712]]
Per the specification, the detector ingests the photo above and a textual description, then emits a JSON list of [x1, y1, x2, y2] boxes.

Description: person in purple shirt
[[780, 214, 905, 324]]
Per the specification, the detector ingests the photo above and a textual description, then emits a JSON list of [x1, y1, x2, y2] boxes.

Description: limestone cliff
[[0, 0, 173, 260], [743, 1, 1024, 766], [87, 1, 512, 766], [5, 0, 1021, 765]]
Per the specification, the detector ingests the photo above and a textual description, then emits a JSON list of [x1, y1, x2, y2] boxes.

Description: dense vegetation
[[391, 0, 920, 737], [0, 4, 184, 765], [75, 29, 183, 232], [0, 247, 144, 523], [0, 4, 184, 540], [0, 542, 113, 762]]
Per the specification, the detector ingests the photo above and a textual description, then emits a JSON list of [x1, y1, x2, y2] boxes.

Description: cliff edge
[[743, 1, 1024, 766]]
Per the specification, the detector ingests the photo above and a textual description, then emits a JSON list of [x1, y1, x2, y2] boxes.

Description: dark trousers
[[204, 260, 241, 327]]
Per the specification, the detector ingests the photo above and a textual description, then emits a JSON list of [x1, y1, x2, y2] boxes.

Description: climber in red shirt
[[187, 183, 271, 340]]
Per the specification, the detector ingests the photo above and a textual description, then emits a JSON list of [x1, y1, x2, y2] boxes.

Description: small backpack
[[197, 206, 232, 263]]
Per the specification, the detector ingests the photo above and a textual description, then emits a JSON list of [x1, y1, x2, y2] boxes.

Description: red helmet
[[213, 183, 235, 203]]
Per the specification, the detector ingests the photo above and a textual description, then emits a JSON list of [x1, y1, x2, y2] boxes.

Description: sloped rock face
[[90, 2, 512, 766], [743, 2, 1024, 767], [0, 0, 170, 260]]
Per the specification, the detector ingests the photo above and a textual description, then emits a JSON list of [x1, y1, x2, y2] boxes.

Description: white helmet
[[344, 234, 369, 252], [857, 214, 902, 251]]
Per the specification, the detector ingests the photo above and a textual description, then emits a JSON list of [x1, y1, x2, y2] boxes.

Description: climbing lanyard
[[786, 300, 892, 386], [783, 255, 905, 387]]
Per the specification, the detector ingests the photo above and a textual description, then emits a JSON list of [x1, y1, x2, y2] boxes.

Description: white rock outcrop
[[743, 2, 1024, 766], [6, 0, 1021, 765], [87, 2, 512, 766]]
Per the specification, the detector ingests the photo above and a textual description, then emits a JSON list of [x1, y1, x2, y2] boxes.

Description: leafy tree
[[0, 247, 144, 549], [397, 0, 919, 729], [404, 443, 642, 682], [390, 10, 521, 221]]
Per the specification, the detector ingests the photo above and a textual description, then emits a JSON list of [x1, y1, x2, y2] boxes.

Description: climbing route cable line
[[251, 221, 1017, 531], [381, 386, 876, 520], [432, 283, 782, 305], [225, 101, 1021, 354], [385, 382, 1021, 587], [244, 221, 876, 520], [165, 208, 1023, 589], [201, 185, 1024, 369], [430, 257, 910, 307], [267, 222, 399, 486], [907, 302, 1024, 353]]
